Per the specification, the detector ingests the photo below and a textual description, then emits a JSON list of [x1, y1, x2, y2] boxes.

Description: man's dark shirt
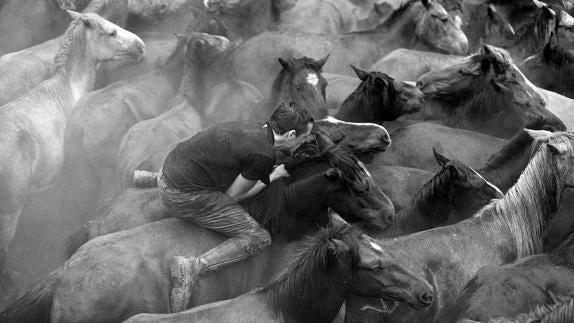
[[162, 122, 276, 192]]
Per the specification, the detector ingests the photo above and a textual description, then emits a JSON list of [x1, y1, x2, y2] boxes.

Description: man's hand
[[270, 164, 290, 182]]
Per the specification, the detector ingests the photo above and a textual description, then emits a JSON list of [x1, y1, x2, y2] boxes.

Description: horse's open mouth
[[359, 298, 398, 314]]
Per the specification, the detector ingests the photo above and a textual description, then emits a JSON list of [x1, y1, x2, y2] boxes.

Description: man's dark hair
[[268, 102, 314, 136]]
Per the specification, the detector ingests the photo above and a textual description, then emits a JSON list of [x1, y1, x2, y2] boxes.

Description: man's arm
[[227, 165, 290, 202]]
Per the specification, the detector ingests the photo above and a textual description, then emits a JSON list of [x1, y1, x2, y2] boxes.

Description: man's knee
[[243, 228, 271, 255]]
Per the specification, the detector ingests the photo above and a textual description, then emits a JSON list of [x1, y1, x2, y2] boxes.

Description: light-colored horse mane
[[54, 16, 89, 71], [480, 133, 574, 258], [488, 293, 574, 323]]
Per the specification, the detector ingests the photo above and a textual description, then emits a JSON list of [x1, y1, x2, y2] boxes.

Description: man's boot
[[169, 256, 204, 313]]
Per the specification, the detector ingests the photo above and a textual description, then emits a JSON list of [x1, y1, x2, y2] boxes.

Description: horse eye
[[371, 266, 383, 273], [295, 84, 302, 90], [441, 17, 448, 23], [109, 29, 117, 37]]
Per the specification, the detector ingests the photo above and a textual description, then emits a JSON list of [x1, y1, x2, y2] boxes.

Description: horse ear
[[421, 0, 431, 9], [316, 54, 330, 70], [542, 6, 556, 20], [547, 142, 568, 155], [487, 4, 496, 19], [278, 58, 292, 72], [66, 10, 83, 21], [558, 10, 574, 28], [324, 168, 343, 180], [350, 65, 369, 81], [490, 79, 510, 93], [483, 44, 493, 55], [328, 209, 349, 228], [433, 147, 450, 167], [524, 128, 552, 140]]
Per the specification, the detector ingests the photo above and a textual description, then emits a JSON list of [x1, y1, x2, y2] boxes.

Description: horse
[[67, 123, 393, 256], [334, 65, 421, 123], [0, 0, 190, 107], [435, 235, 574, 322], [371, 122, 507, 172], [345, 131, 574, 323], [468, 295, 574, 323], [62, 34, 188, 218], [0, 10, 144, 305], [370, 48, 467, 82], [323, 72, 424, 120], [225, 0, 468, 97], [276, 0, 391, 35], [463, 0, 574, 61], [376, 149, 503, 238], [521, 32, 574, 99], [415, 44, 566, 138], [0, 148, 396, 323], [123, 222, 435, 323]]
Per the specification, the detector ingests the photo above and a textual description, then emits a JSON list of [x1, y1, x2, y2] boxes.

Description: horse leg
[[0, 206, 23, 306]]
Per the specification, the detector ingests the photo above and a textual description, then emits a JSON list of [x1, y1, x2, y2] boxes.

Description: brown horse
[[377, 149, 503, 238], [521, 32, 574, 99], [225, 0, 468, 97], [123, 223, 435, 323], [334, 65, 421, 123], [323, 72, 424, 118], [345, 131, 574, 323], [0, 10, 144, 308], [68, 125, 393, 256], [0, 148, 395, 323], [62, 34, 188, 217], [415, 44, 566, 138], [436, 235, 574, 322]]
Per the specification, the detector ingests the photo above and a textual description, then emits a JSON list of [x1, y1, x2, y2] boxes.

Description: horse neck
[[267, 69, 290, 109], [480, 132, 535, 192], [340, 2, 423, 59], [283, 174, 331, 220], [488, 146, 563, 258], [382, 168, 453, 237], [53, 21, 97, 111], [178, 53, 222, 110]]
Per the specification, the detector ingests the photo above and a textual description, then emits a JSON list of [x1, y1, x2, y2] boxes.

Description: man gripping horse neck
[[158, 101, 314, 312]]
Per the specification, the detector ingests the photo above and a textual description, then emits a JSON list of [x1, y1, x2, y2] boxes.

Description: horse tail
[[65, 224, 89, 259], [133, 170, 159, 188], [0, 276, 57, 323]]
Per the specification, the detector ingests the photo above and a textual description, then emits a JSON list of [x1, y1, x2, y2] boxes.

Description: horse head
[[337, 65, 421, 122], [64, 11, 145, 63], [272, 55, 330, 119], [267, 220, 434, 323], [416, 44, 565, 137], [416, 0, 468, 55], [183, 31, 231, 66], [312, 117, 392, 155], [432, 148, 503, 222], [286, 147, 396, 231]]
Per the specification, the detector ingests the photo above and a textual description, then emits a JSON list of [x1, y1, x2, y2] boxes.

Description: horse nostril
[[385, 213, 394, 224], [416, 79, 424, 89], [419, 292, 435, 306]]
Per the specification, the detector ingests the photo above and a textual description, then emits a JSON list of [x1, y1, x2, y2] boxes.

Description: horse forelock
[[486, 136, 574, 258], [455, 74, 514, 119], [266, 225, 361, 323], [327, 149, 370, 191], [512, 6, 555, 52]]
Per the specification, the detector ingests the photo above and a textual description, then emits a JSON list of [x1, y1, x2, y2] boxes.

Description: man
[[158, 101, 314, 312]]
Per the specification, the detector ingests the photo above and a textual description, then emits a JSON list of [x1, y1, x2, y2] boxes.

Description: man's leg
[[161, 186, 270, 312]]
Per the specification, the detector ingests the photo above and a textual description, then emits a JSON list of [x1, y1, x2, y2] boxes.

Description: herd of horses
[[1, 0, 574, 322]]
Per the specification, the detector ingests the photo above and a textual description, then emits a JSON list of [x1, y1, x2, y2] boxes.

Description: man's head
[[268, 101, 314, 153]]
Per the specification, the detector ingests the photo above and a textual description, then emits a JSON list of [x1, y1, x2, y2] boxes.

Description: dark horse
[[345, 132, 574, 323], [335, 65, 421, 123], [415, 44, 565, 138], [436, 233, 574, 322], [0, 148, 395, 323], [378, 149, 503, 239], [124, 222, 436, 323], [521, 32, 574, 99]]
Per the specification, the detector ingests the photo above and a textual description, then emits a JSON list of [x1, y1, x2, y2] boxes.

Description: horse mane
[[338, 72, 398, 122], [481, 129, 535, 171], [409, 164, 454, 215], [479, 135, 574, 258], [54, 17, 88, 71], [383, 0, 419, 28], [489, 294, 574, 323], [266, 225, 361, 323], [250, 147, 368, 238]]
